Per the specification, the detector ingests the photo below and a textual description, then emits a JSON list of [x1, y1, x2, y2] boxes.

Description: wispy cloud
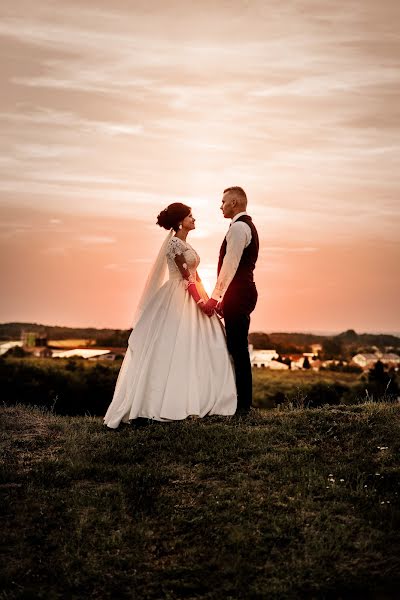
[[40, 246, 69, 256], [264, 246, 318, 253], [77, 235, 116, 245], [1, 108, 144, 137]]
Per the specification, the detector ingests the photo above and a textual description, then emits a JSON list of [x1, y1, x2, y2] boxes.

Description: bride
[[103, 202, 237, 427]]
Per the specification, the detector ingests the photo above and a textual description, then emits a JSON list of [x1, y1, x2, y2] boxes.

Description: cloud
[[264, 246, 318, 253], [249, 68, 400, 98], [103, 263, 130, 272], [0, 0, 399, 244], [40, 246, 68, 256], [127, 258, 153, 264], [77, 235, 116, 245], [14, 143, 84, 159], [1, 108, 144, 138]]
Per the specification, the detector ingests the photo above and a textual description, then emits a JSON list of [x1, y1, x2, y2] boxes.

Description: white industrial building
[[249, 346, 289, 369], [352, 353, 400, 370]]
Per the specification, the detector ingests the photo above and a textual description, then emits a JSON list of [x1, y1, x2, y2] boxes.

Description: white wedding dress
[[103, 235, 237, 427]]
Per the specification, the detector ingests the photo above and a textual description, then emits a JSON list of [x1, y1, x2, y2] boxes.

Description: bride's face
[[182, 212, 196, 231]]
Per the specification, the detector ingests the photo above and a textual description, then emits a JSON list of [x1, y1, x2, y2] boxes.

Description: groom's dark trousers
[[218, 215, 259, 413]]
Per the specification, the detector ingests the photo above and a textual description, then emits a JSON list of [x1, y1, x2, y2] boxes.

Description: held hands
[[189, 280, 218, 317], [201, 298, 218, 317], [215, 302, 224, 318]]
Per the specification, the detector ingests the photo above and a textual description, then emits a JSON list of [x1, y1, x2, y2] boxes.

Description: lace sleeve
[[166, 238, 195, 287], [166, 237, 186, 260]]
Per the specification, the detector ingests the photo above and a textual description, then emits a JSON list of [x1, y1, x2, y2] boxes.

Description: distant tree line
[[1, 323, 399, 360], [249, 329, 399, 361], [0, 322, 131, 346], [93, 330, 130, 347]]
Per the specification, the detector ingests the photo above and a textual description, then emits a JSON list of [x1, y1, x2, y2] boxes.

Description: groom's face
[[220, 192, 236, 219]]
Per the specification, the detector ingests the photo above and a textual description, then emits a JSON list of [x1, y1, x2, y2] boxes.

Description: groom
[[203, 187, 259, 414]]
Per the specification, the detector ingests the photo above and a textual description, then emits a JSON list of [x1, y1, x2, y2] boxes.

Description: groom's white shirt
[[211, 211, 252, 301]]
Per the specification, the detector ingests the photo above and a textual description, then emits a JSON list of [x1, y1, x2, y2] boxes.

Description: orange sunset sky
[[0, 0, 399, 333]]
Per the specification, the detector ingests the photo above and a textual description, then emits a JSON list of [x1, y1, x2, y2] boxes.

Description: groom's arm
[[211, 222, 251, 302]]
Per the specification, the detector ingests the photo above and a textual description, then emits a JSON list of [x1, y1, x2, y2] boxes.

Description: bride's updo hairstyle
[[156, 203, 191, 232]]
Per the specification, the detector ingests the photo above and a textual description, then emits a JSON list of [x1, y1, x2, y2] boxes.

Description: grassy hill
[[1, 403, 399, 599]]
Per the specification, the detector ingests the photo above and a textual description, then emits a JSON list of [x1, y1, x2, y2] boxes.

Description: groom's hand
[[203, 298, 217, 317], [215, 302, 224, 318]]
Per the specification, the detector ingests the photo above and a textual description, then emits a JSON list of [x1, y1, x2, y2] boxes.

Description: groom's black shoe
[[235, 408, 250, 416], [234, 405, 257, 417], [130, 417, 151, 428]]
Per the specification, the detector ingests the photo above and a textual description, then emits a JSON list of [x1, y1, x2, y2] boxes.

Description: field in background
[[0, 355, 380, 417], [253, 368, 362, 407], [48, 339, 95, 348]]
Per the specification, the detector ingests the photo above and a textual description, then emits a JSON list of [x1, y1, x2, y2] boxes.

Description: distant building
[[88, 349, 126, 361], [311, 344, 322, 355], [351, 354, 377, 369], [249, 346, 279, 368], [52, 349, 112, 359], [290, 355, 306, 370], [0, 339, 52, 359], [33, 347, 53, 358], [21, 331, 48, 348], [383, 353, 400, 367], [352, 353, 400, 370], [268, 361, 289, 371], [0, 341, 23, 356], [321, 359, 346, 368], [311, 359, 323, 371], [282, 352, 322, 370]]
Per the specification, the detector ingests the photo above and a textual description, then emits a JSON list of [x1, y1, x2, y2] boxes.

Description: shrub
[[0, 358, 120, 416]]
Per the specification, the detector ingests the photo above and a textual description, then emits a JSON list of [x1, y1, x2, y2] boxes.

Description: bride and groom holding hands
[[104, 186, 259, 428]]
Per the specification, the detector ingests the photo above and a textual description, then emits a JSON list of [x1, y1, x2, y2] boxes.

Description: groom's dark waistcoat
[[218, 215, 259, 290]]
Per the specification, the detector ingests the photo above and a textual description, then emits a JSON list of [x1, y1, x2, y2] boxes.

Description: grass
[[252, 369, 362, 407], [1, 403, 400, 599]]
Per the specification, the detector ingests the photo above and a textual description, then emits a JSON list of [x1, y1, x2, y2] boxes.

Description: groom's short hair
[[223, 186, 247, 205]]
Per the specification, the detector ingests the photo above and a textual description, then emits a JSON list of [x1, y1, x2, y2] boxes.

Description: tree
[[322, 337, 343, 360], [337, 329, 358, 342], [367, 360, 399, 400], [303, 356, 311, 369], [248, 332, 271, 349]]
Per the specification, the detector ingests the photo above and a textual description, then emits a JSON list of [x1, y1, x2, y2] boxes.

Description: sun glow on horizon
[[198, 266, 217, 297]]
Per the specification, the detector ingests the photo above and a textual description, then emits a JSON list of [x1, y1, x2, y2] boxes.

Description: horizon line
[[0, 321, 399, 338]]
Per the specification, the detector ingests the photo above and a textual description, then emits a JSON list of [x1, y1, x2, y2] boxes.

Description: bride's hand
[[201, 298, 217, 317], [197, 299, 213, 316]]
